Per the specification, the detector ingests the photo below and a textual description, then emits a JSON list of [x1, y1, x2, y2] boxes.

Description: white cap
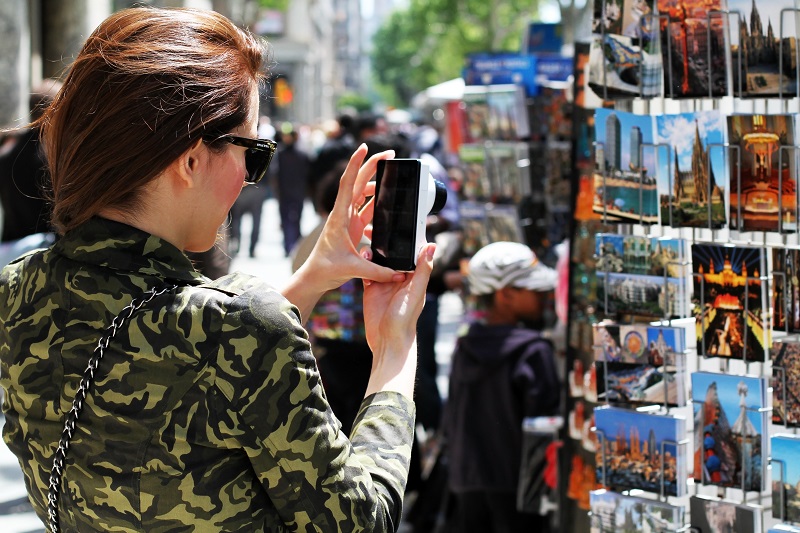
[[467, 242, 557, 295]]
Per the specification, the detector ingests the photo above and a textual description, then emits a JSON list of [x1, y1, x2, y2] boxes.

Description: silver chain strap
[[46, 284, 177, 533]]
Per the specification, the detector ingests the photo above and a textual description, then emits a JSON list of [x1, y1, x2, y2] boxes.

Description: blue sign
[[525, 22, 563, 54], [463, 53, 538, 96], [535, 56, 574, 84]]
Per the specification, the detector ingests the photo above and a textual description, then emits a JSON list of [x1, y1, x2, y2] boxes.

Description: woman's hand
[[282, 144, 406, 320], [362, 243, 435, 399]]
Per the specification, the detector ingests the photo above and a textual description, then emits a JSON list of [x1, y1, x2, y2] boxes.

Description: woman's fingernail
[[392, 273, 406, 282], [427, 245, 436, 261]]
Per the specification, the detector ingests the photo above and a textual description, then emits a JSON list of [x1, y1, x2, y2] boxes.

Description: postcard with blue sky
[[594, 406, 686, 496], [590, 489, 684, 533], [772, 434, 800, 522], [593, 108, 659, 223], [692, 371, 767, 492], [655, 111, 727, 228]]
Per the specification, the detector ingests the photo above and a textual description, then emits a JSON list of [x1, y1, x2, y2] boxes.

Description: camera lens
[[431, 179, 447, 215]]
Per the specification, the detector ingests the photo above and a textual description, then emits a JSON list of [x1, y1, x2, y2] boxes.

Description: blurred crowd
[[1, 99, 560, 533]]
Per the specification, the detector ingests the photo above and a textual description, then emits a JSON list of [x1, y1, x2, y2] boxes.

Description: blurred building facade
[[0, 0, 378, 128]]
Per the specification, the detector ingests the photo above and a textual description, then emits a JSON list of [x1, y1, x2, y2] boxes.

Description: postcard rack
[[567, 0, 800, 530]]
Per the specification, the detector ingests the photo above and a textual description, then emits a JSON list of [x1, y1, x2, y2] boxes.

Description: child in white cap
[[443, 241, 560, 533]]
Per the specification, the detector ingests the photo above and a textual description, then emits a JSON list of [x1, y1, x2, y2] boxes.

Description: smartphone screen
[[371, 159, 421, 271]]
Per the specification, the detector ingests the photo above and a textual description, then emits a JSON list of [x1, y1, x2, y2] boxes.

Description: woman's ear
[[173, 139, 206, 189]]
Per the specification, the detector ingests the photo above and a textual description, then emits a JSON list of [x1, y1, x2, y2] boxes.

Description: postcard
[[589, 488, 685, 532], [594, 405, 687, 496], [771, 339, 800, 427], [459, 144, 492, 201], [729, 0, 798, 97], [769, 525, 800, 533], [486, 85, 529, 141], [692, 243, 768, 361], [596, 360, 686, 407], [458, 200, 490, 257], [597, 271, 687, 317], [594, 323, 687, 407], [485, 142, 530, 203], [690, 495, 762, 532], [655, 110, 727, 228], [773, 248, 800, 332], [595, 234, 690, 317], [772, 434, 800, 522], [593, 109, 659, 223], [691, 371, 768, 492], [657, 0, 727, 97], [728, 114, 797, 232], [587, 34, 662, 100], [462, 87, 491, 144], [594, 322, 686, 364]]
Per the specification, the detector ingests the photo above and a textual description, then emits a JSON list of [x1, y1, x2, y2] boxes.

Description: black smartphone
[[371, 159, 424, 271]]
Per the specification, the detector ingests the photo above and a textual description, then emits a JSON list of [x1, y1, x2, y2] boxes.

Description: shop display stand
[[564, 1, 800, 528]]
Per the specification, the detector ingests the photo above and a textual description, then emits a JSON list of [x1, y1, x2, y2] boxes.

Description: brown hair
[[36, 7, 270, 234]]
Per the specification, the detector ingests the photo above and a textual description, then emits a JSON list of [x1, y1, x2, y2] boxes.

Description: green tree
[[371, 0, 537, 107], [337, 92, 373, 113], [257, 0, 291, 10]]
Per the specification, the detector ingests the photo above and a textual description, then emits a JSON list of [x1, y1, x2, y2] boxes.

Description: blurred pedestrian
[[309, 113, 356, 210], [0, 79, 62, 265], [444, 242, 560, 533], [274, 128, 311, 256], [291, 161, 371, 436], [228, 182, 270, 257]]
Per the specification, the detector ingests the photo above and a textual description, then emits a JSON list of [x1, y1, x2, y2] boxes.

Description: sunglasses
[[219, 135, 277, 184]]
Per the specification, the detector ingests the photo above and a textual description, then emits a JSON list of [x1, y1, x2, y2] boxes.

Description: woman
[[0, 7, 433, 532]]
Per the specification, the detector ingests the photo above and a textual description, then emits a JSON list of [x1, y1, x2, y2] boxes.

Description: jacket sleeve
[[212, 287, 414, 532], [513, 339, 561, 419]]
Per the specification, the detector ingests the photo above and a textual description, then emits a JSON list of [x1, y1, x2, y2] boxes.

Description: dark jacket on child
[[445, 322, 560, 493]]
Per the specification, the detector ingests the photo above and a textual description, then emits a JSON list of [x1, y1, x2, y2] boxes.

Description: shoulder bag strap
[[46, 284, 178, 533]]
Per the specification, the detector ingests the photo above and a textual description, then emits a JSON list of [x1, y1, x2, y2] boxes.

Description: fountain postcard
[[692, 243, 769, 361]]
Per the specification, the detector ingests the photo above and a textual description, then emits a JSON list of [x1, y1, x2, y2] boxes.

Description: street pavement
[[0, 198, 462, 532]]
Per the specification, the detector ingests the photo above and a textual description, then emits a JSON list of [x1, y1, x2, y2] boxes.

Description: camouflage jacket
[[0, 218, 415, 532]]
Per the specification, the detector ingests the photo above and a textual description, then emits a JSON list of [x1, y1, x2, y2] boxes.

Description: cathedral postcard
[[656, 110, 727, 228], [729, 0, 798, 97]]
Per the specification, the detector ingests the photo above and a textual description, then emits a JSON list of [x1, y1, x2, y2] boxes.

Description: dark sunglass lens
[[245, 149, 271, 184]]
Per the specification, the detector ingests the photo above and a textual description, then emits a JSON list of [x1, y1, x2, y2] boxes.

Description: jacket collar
[[53, 217, 206, 285]]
